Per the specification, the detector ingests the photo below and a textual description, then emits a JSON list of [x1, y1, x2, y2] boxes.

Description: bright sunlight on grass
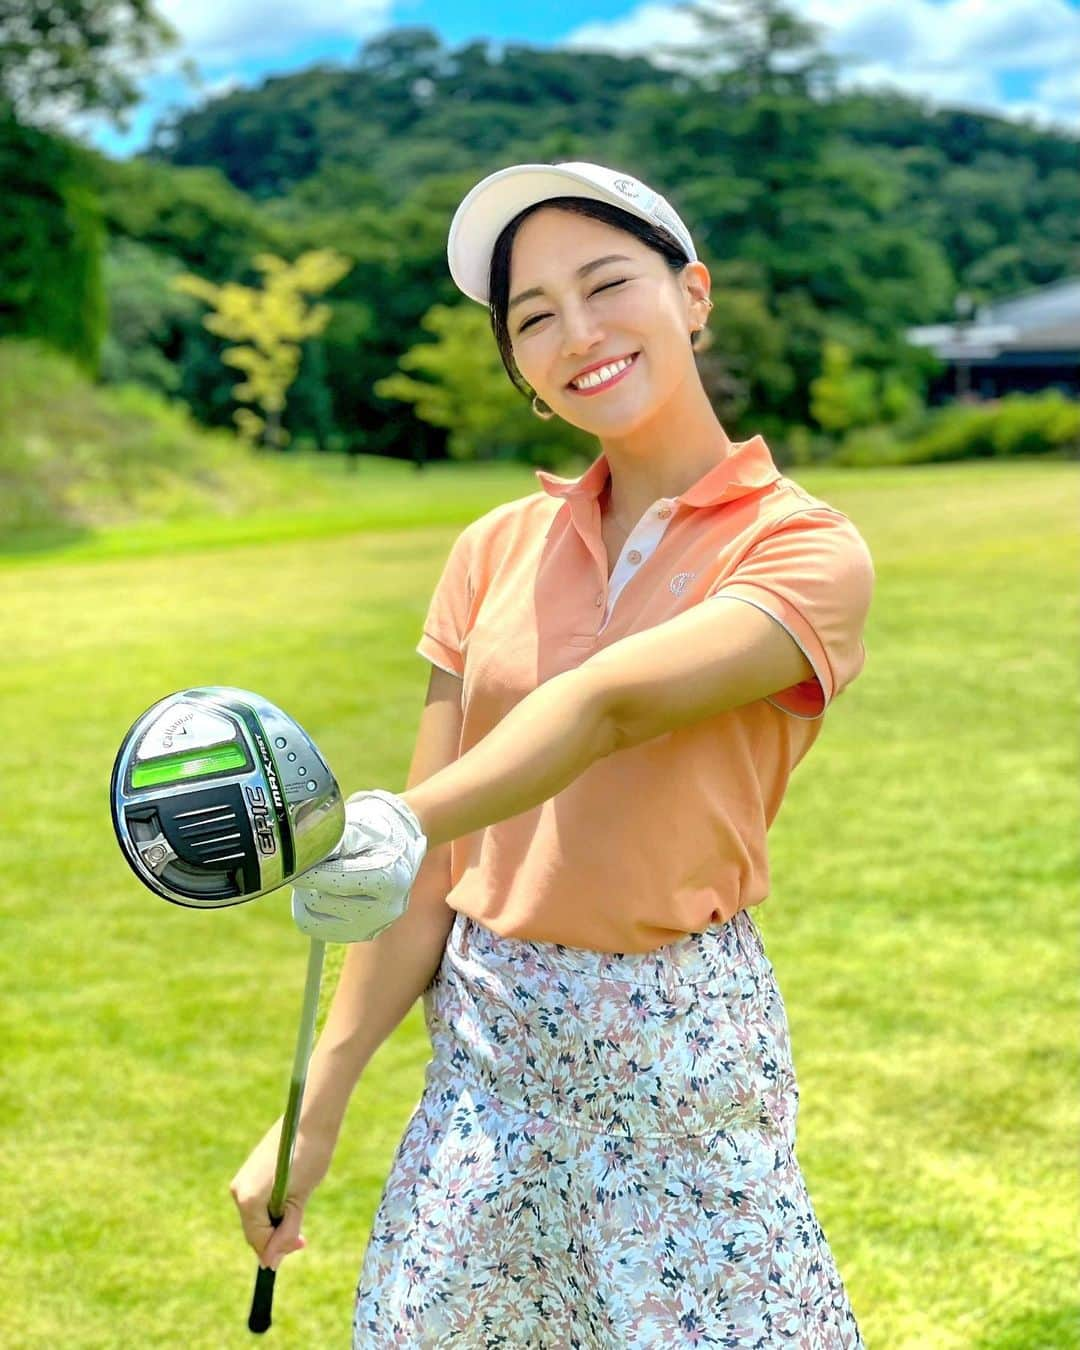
[[2, 457, 1076, 1348]]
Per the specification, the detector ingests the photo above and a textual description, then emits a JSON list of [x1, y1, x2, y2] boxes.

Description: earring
[[532, 394, 555, 420]]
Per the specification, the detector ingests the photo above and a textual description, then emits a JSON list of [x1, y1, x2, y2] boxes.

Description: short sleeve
[[416, 525, 475, 677], [705, 507, 875, 720]]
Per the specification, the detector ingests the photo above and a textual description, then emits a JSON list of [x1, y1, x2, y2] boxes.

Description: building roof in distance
[[907, 275, 1080, 357]]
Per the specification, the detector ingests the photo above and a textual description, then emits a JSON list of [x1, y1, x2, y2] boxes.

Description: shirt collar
[[534, 434, 781, 509]]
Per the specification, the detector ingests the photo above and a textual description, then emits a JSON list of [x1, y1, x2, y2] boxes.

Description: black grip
[[248, 1263, 277, 1334], [248, 1212, 282, 1334]]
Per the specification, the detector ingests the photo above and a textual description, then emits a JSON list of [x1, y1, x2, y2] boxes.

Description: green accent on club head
[[131, 742, 248, 788]]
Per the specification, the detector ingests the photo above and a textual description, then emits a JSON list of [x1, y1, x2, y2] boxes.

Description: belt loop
[[735, 908, 763, 964], [659, 947, 678, 1004], [450, 910, 468, 958]]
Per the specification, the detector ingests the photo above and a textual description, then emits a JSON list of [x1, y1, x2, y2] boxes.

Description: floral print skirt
[[353, 908, 865, 1348]]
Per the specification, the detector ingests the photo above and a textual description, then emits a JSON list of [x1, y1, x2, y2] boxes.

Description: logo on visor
[[613, 178, 640, 197]]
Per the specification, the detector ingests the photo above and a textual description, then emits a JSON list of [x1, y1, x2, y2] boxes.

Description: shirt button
[[658, 507, 672, 519], [628, 549, 642, 564]]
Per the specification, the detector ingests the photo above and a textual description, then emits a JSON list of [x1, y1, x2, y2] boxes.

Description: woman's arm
[[401, 664, 614, 852], [401, 598, 812, 850], [287, 662, 465, 1138], [231, 663, 464, 1266]]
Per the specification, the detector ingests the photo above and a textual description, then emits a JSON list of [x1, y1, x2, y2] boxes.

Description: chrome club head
[[110, 686, 345, 908]]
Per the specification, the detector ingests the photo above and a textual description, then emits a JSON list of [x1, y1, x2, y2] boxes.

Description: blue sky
[[61, 0, 1080, 159]]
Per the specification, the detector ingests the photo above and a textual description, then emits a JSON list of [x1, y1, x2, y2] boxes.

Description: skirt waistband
[[448, 906, 767, 993]]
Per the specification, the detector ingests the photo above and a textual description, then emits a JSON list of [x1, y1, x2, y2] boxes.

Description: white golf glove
[[291, 789, 428, 942]]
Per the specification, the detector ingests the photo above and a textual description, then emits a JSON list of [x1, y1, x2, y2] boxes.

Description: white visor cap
[[447, 161, 698, 306]]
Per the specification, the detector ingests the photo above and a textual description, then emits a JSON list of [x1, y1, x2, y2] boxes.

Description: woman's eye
[[517, 280, 627, 333]]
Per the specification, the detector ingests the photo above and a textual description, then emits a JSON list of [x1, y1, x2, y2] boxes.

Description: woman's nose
[[560, 305, 604, 356]]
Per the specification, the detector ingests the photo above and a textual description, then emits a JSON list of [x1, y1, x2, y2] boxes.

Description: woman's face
[[506, 207, 709, 434]]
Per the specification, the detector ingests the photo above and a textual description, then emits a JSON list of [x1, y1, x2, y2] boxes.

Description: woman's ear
[[682, 260, 712, 327]]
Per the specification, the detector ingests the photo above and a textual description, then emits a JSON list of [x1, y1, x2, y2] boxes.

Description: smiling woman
[[230, 160, 875, 1349], [487, 199, 710, 407]]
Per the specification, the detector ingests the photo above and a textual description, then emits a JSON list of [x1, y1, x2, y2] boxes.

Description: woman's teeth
[[571, 354, 636, 390]]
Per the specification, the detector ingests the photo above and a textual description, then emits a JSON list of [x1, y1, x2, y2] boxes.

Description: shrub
[[905, 391, 1079, 464], [0, 337, 270, 538], [832, 391, 1079, 467]]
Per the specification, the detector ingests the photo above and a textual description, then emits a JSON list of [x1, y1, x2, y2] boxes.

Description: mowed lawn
[[1, 457, 1076, 1349]]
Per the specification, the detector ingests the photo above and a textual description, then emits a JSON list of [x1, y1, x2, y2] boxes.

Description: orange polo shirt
[[415, 432, 875, 953]]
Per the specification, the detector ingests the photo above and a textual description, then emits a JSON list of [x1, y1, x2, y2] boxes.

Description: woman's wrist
[[398, 788, 429, 842], [348, 787, 426, 844]]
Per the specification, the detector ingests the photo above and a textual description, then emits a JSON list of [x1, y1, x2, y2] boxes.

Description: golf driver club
[[110, 686, 346, 1334]]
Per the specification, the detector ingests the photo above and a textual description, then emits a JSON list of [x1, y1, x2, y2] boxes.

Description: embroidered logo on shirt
[[670, 571, 696, 596]]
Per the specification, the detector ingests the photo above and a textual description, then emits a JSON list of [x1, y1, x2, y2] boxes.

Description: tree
[[691, 284, 794, 431], [171, 250, 353, 449], [658, 0, 841, 101], [0, 116, 105, 374], [0, 3, 187, 370], [810, 340, 878, 432], [99, 237, 196, 394], [356, 26, 445, 79], [0, 0, 183, 130], [374, 302, 593, 466], [809, 339, 922, 434]]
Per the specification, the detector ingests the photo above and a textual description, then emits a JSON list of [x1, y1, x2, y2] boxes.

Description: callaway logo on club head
[[157, 709, 194, 752]]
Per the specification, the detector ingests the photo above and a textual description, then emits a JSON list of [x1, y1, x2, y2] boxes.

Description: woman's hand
[[292, 789, 428, 943], [229, 1117, 334, 1271]]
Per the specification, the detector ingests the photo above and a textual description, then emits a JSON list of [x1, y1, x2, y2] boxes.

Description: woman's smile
[[566, 351, 640, 397]]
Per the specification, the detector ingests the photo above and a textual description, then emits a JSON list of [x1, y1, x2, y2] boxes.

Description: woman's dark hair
[[488, 195, 697, 400]]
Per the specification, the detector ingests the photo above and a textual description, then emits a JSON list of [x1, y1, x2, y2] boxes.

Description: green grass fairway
[[2, 458, 1077, 1348]]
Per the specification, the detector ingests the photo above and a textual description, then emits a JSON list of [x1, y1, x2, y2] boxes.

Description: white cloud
[[562, 2, 704, 67], [155, 0, 394, 67], [51, 0, 396, 151], [197, 73, 247, 101], [1033, 61, 1080, 123], [935, 0, 1077, 68], [562, 0, 1080, 132]]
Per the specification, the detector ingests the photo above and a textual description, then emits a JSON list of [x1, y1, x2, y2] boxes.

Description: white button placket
[[598, 499, 678, 635]]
